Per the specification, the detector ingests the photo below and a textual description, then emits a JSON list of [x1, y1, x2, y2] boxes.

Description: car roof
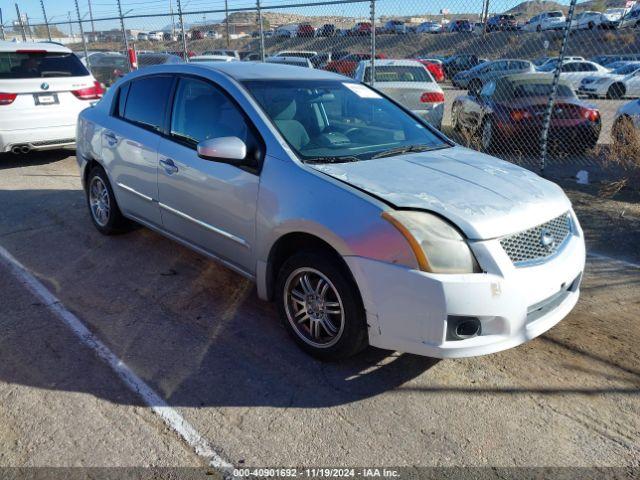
[[358, 59, 423, 67], [175, 61, 346, 81], [0, 40, 71, 53], [503, 73, 571, 86]]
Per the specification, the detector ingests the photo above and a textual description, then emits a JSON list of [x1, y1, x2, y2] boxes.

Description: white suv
[[525, 11, 567, 32], [0, 41, 103, 153]]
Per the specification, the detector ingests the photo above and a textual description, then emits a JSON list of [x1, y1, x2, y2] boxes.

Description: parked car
[[239, 51, 261, 61], [451, 74, 600, 153], [266, 56, 314, 68], [524, 11, 566, 32], [619, 8, 640, 29], [383, 20, 407, 34], [447, 19, 473, 33], [578, 62, 640, 99], [310, 51, 348, 69], [590, 54, 640, 66], [350, 22, 372, 36], [536, 56, 585, 70], [137, 53, 184, 68], [316, 24, 336, 37], [147, 31, 164, 41], [190, 30, 205, 40], [0, 41, 103, 153], [486, 14, 517, 31], [569, 11, 602, 30], [77, 62, 585, 360], [137, 32, 149, 41], [206, 30, 222, 39], [324, 53, 385, 77], [443, 54, 483, 78], [163, 32, 178, 41], [416, 21, 442, 33], [416, 58, 445, 82], [354, 59, 445, 128], [162, 50, 196, 60], [274, 50, 318, 59], [274, 24, 299, 37], [538, 60, 610, 90], [453, 59, 534, 90], [189, 55, 238, 63], [204, 50, 241, 60], [89, 53, 130, 87], [297, 24, 315, 37], [598, 8, 628, 29], [611, 98, 640, 144]]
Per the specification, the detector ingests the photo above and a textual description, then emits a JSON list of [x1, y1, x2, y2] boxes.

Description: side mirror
[[197, 137, 246, 163]]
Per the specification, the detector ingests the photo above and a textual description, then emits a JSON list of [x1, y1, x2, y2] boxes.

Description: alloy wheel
[[89, 176, 111, 227], [284, 267, 345, 348]]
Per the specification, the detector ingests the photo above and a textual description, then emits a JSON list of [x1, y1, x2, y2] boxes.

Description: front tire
[[276, 251, 367, 361], [86, 165, 129, 235], [607, 83, 625, 100]]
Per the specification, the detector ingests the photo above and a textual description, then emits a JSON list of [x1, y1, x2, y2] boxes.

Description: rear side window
[[364, 66, 432, 83], [0, 52, 89, 79], [122, 76, 173, 132]]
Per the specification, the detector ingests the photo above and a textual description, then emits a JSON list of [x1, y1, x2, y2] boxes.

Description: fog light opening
[[447, 316, 482, 341]]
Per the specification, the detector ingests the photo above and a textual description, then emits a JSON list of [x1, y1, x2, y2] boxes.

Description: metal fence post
[[225, 0, 230, 48], [369, 0, 376, 86], [0, 9, 5, 41], [15, 4, 27, 42], [539, 0, 578, 175], [40, 0, 52, 41], [116, 0, 131, 69], [176, 0, 188, 62], [74, 0, 90, 70], [257, 0, 265, 62]]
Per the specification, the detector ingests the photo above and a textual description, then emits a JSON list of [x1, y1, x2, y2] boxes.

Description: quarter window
[[122, 76, 173, 132]]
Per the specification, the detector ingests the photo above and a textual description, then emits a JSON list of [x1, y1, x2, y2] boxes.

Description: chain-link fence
[[3, 0, 640, 178]]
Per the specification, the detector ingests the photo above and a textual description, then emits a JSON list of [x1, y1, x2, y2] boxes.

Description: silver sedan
[[77, 62, 585, 360]]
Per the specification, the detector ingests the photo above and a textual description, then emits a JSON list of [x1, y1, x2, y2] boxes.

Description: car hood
[[309, 146, 571, 240]]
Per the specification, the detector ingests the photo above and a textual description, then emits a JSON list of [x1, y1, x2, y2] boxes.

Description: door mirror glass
[[197, 137, 247, 162]]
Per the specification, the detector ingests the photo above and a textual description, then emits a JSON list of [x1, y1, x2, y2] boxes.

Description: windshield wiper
[[304, 155, 361, 164], [369, 144, 441, 159]]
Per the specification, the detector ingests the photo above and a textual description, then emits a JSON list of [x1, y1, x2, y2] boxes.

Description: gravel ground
[[0, 152, 638, 473]]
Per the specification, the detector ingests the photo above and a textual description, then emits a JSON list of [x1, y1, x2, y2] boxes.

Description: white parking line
[[0, 244, 233, 473]]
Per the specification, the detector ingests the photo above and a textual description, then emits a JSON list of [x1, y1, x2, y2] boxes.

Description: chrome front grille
[[500, 212, 572, 266]]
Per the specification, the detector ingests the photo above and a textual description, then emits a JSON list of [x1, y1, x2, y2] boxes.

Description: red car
[[350, 22, 372, 36], [297, 23, 315, 37], [417, 59, 445, 82], [324, 53, 386, 77], [451, 74, 600, 154]]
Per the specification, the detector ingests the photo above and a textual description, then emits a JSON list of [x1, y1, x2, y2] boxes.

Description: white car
[[524, 11, 566, 32], [0, 41, 103, 153], [354, 59, 444, 129], [612, 98, 640, 143], [274, 50, 318, 59], [266, 56, 313, 68], [569, 11, 602, 30], [203, 49, 241, 60], [137, 32, 149, 41], [189, 55, 238, 63], [147, 31, 163, 41], [599, 8, 628, 28], [578, 63, 640, 99], [539, 60, 610, 90], [620, 8, 640, 28]]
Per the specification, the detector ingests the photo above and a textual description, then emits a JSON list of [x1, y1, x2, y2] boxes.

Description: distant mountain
[[505, 0, 566, 16]]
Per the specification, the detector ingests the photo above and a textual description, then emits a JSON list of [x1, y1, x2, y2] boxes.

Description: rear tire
[[86, 165, 129, 235], [607, 83, 625, 100], [276, 251, 368, 361]]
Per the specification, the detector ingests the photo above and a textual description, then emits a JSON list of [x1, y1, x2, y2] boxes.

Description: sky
[[3, 0, 575, 30]]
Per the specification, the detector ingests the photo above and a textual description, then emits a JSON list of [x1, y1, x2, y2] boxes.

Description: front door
[[156, 76, 260, 273]]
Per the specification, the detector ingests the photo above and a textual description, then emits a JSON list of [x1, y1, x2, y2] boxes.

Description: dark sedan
[[451, 74, 601, 154], [137, 53, 184, 69]]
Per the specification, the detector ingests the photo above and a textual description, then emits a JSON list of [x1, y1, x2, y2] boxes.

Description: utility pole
[[0, 8, 5, 41], [256, 0, 265, 61], [370, 0, 376, 86], [68, 11, 73, 38], [116, 0, 131, 68], [40, 0, 52, 41], [87, 0, 95, 35], [15, 4, 27, 41], [176, 0, 188, 61], [170, 0, 175, 38], [74, 0, 90, 70], [225, 0, 230, 47]]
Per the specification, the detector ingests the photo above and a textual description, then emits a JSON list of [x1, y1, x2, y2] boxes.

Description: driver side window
[[170, 77, 249, 147]]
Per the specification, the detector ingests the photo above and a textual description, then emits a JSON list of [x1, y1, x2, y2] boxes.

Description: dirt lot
[[0, 150, 638, 475]]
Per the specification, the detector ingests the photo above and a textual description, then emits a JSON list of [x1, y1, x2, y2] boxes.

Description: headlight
[[595, 78, 608, 84], [382, 210, 481, 274]]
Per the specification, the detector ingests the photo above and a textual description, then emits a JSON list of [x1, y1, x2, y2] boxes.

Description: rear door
[[156, 76, 261, 272], [0, 49, 99, 132], [101, 75, 174, 226]]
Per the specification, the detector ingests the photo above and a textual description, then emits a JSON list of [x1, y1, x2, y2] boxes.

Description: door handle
[[104, 131, 118, 146], [160, 158, 179, 175]]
